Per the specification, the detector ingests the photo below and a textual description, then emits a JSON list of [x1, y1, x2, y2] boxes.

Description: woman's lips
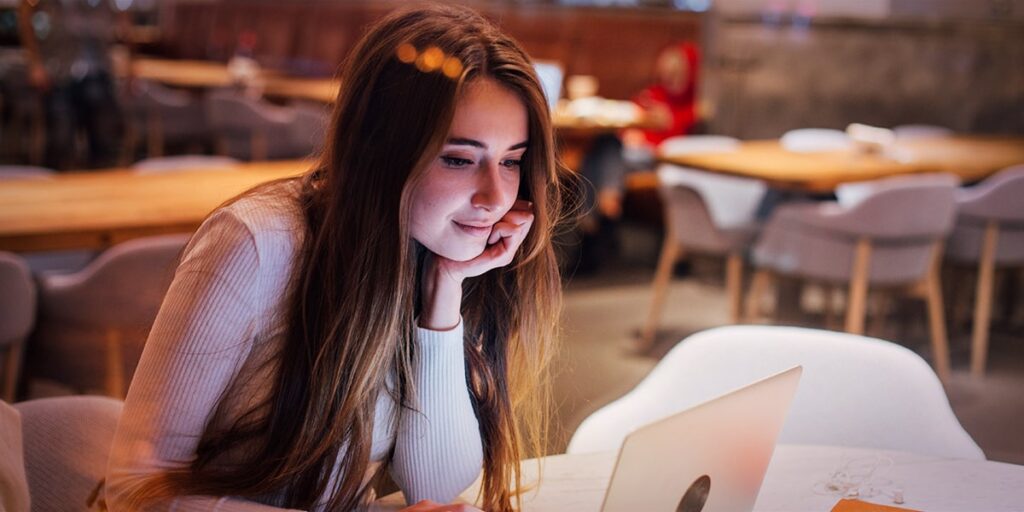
[[454, 221, 492, 237]]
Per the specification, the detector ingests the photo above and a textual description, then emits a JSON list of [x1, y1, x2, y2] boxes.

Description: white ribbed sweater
[[104, 181, 484, 511]]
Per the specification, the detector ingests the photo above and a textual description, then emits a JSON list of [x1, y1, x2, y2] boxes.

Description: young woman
[[104, 5, 571, 511]]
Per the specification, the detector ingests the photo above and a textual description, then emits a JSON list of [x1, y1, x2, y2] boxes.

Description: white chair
[[780, 128, 851, 152], [568, 325, 983, 460], [31, 235, 188, 397], [0, 252, 35, 402], [893, 124, 953, 141], [15, 396, 123, 511], [945, 165, 1024, 377], [641, 136, 764, 347], [131, 155, 240, 174]]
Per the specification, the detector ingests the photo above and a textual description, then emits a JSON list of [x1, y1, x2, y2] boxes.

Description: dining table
[[371, 444, 1024, 511], [0, 160, 310, 253], [656, 136, 1024, 193]]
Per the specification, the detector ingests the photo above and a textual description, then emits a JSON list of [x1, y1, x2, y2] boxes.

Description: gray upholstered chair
[[287, 100, 330, 158], [749, 173, 959, 382], [131, 155, 240, 174], [0, 400, 30, 512], [31, 234, 188, 397], [945, 165, 1024, 376], [0, 252, 35, 402], [569, 326, 983, 460], [124, 80, 207, 159], [205, 89, 304, 161], [641, 136, 765, 349], [15, 396, 123, 512]]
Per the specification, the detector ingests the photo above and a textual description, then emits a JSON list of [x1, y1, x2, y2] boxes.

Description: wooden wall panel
[[162, 2, 702, 99]]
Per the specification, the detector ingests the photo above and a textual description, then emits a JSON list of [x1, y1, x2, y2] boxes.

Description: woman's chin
[[435, 242, 488, 263]]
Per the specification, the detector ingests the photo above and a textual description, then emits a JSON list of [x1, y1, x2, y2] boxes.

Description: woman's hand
[[419, 199, 534, 330], [400, 500, 482, 512]]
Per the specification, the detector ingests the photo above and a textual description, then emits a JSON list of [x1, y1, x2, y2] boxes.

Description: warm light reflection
[[416, 46, 445, 72]]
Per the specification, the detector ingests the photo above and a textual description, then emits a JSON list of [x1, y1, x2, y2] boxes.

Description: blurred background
[[1, 0, 1022, 469]]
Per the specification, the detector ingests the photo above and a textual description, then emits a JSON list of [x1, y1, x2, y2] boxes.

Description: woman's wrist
[[419, 258, 463, 331]]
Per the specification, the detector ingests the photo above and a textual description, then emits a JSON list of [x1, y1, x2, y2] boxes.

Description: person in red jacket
[[575, 42, 701, 275]]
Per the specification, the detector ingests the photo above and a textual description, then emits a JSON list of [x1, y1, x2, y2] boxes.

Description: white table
[[373, 445, 1024, 511]]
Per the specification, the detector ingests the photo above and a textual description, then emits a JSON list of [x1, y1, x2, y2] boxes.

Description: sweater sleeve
[[104, 209, 301, 512], [390, 322, 484, 505]]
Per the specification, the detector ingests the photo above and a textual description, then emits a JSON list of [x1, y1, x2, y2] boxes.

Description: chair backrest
[[0, 252, 35, 349], [955, 164, 1024, 222], [287, 101, 330, 157], [39, 234, 189, 328], [656, 136, 765, 232], [567, 326, 983, 460], [205, 89, 295, 132], [15, 396, 123, 511], [0, 401, 30, 512], [892, 124, 953, 141], [780, 128, 851, 152], [838, 173, 958, 240], [129, 80, 207, 139], [0, 166, 55, 181], [131, 155, 241, 174]]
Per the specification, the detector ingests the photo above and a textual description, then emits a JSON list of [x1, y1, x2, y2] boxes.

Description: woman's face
[[410, 78, 528, 262]]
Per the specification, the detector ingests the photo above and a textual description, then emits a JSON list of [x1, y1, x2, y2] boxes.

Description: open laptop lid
[[601, 366, 803, 512]]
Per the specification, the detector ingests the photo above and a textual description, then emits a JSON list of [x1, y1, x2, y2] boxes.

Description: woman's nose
[[471, 161, 511, 211]]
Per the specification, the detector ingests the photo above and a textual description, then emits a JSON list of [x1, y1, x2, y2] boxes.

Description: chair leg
[[147, 110, 164, 158], [823, 284, 837, 330], [746, 269, 772, 322], [639, 236, 681, 349], [845, 238, 872, 335], [725, 252, 744, 324], [106, 329, 126, 398], [3, 343, 22, 402], [970, 221, 999, 378]]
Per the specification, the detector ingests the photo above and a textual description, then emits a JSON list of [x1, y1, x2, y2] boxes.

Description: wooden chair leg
[[845, 238, 872, 335], [639, 236, 681, 349], [746, 269, 772, 322], [725, 252, 744, 324], [3, 343, 22, 402], [823, 284, 837, 330], [970, 221, 999, 378], [106, 329, 125, 398]]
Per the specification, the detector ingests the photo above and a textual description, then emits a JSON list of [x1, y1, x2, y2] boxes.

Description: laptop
[[601, 366, 803, 512]]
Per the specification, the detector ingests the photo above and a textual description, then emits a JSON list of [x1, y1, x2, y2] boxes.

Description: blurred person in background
[[575, 42, 701, 274], [18, 0, 123, 169]]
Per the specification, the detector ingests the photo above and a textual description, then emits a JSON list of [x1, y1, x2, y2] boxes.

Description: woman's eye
[[441, 156, 474, 168], [501, 159, 522, 170]]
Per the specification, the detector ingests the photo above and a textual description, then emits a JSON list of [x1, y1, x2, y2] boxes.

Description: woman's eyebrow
[[447, 138, 529, 151]]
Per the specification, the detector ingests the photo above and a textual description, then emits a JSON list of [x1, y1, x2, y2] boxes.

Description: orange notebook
[[831, 498, 922, 512]]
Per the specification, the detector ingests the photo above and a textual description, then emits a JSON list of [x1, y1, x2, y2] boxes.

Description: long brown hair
[[123, 4, 570, 511]]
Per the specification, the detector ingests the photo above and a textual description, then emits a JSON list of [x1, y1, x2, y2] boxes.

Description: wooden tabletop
[[0, 161, 310, 252], [130, 58, 659, 131], [372, 445, 1024, 511], [659, 137, 1024, 193]]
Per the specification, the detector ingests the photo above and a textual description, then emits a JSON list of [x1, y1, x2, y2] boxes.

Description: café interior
[[0, 0, 1023, 510]]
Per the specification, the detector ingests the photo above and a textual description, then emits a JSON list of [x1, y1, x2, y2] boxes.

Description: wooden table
[[130, 57, 340, 103], [372, 445, 1024, 511], [658, 137, 1024, 193], [0, 160, 310, 252]]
